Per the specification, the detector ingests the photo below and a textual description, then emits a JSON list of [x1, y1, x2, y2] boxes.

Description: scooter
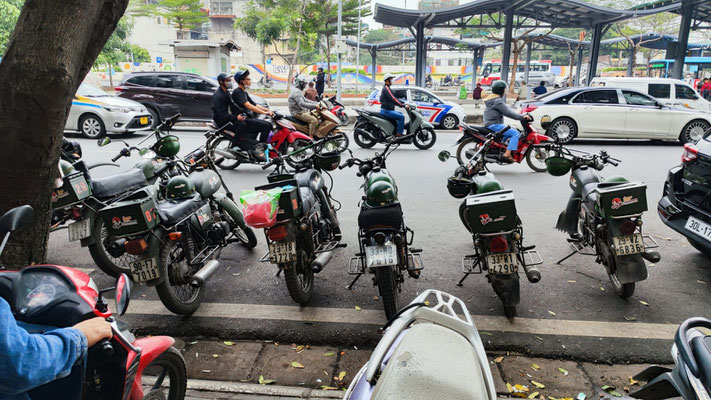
[[344, 290, 497, 400], [322, 95, 349, 126], [353, 102, 437, 150], [339, 134, 424, 319], [630, 317, 711, 400], [439, 145, 542, 318], [544, 141, 660, 298], [0, 205, 187, 400]]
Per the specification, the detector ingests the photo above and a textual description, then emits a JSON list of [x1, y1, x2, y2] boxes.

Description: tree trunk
[[509, 42, 521, 90], [108, 65, 114, 87], [0, 0, 129, 267]]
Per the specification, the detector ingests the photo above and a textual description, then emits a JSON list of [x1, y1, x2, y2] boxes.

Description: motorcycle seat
[[285, 115, 304, 125], [468, 125, 494, 134], [298, 187, 316, 214], [156, 194, 207, 226], [372, 323, 489, 400], [92, 169, 148, 200], [691, 335, 711, 390]]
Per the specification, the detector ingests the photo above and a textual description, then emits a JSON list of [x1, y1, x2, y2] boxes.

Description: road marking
[[128, 300, 677, 341]]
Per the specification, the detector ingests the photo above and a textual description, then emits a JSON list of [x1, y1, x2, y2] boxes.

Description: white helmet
[[383, 73, 396, 83]]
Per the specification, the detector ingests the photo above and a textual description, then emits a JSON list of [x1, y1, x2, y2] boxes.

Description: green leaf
[[558, 367, 569, 376], [291, 361, 305, 369]]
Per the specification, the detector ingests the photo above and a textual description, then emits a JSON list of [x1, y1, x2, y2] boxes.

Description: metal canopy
[[344, 36, 494, 51], [600, 33, 705, 50], [633, 0, 711, 26]]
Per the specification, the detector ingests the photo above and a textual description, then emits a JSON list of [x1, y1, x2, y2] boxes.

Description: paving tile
[[185, 340, 263, 382], [498, 355, 593, 397], [253, 343, 339, 387]]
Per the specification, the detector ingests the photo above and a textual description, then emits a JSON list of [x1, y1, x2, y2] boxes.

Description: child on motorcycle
[[483, 80, 533, 162]]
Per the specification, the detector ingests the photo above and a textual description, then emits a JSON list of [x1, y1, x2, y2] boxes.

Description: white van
[[590, 77, 711, 112]]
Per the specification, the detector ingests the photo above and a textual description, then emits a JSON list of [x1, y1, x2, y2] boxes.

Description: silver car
[[65, 83, 152, 138]]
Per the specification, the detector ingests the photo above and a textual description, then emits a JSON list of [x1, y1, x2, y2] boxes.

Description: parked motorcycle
[[0, 205, 187, 399], [211, 111, 313, 170], [630, 317, 711, 400], [353, 102, 437, 150], [344, 290, 497, 400], [245, 136, 347, 304], [285, 100, 350, 148], [455, 117, 552, 172], [439, 145, 542, 318], [322, 95, 349, 126], [339, 134, 424, 319], [544, 141, 660, 298], [259, 75, 274, 88]]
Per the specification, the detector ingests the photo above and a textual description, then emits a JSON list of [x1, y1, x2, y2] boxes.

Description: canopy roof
[[633, 0, 711, 26], [345, 36, 495, 51]]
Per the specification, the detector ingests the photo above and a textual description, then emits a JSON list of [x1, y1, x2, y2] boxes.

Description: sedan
[[66, 83, 152, 138], [364, 85, 466, 129], [509, 87, 711, 144]]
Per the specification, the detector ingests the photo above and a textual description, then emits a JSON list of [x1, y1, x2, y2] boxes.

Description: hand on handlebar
[[74, 317, 113, 347], [523, 114, 534, 122]]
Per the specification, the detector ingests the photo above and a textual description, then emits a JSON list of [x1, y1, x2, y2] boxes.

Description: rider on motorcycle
[[380, 73, 410, 137], [288, 76, 319, 138], [483, 80, 533, 162], [0, 296, 112, 399]]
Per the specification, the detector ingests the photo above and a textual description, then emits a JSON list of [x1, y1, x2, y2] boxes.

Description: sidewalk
[[174, 338, 662, 399]]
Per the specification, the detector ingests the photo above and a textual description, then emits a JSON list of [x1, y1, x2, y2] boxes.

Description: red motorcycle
[[454, 110, 553, 172], [0, 205, 187, 400], [211, 111, 313, 170], [322, 95, 348, 126]]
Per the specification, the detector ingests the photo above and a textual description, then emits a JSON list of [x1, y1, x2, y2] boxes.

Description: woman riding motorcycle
[[483, 80, 533, 162]]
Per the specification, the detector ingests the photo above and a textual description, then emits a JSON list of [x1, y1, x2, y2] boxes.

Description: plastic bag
[[240, 188, 283, 228]]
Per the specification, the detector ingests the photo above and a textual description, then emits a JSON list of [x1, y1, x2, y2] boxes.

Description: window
[[155, 75, 182, 89], [572, 90, 619, 104], [622, 90, 657, 106], [648, 83, 671, 99], [186, 77, 215, 92], [126, 75, 154, 87], [676, 84, 699, 100], [391, 89, 407, 102], [546, 90, 579, 104], [411, 90, 435, 103]]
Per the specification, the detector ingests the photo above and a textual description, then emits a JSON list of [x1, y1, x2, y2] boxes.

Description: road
[[49, 126, 710, 364]]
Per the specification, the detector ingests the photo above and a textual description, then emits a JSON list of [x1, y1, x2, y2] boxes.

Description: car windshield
[[536, 88, 574, 101], [77, 83, 109, 97]]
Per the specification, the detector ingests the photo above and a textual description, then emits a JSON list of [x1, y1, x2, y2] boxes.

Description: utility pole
[[355, 0, 362, 92], [337, 0, 343, 102]]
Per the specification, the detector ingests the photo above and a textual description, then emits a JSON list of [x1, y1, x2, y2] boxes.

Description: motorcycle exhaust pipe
[[641, 251, 661, 263], [190, 260, 220, 288], [214, 149, 237, 159], [354, 128, 377, 141], [311, 251, 333, 273], [523, 265, 541, 283]]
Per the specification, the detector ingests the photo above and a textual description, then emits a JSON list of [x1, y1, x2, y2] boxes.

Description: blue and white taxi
[[364, 85, 466, 129]]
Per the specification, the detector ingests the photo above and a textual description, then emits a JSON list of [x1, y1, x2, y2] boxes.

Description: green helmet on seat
[[491, 80, 508, 96], [156, 135, 180, 158], [166, 176, 196, 199], [366, 181, 398, 207]]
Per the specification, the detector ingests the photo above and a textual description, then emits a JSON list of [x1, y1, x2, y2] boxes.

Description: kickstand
[[275, 269, 282, 277], [556, 249, 578, 264], [456, 273, 471, 287], [347, 274, 363, 290]]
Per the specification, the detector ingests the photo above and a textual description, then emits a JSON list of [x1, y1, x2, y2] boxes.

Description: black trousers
[[227, 118, 271, 149]]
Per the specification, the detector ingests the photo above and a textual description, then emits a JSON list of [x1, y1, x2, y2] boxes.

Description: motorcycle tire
[[339, 112, 349, 126], [140, 346, 187, 400], [455, 138, 483, 165], [283, 249, 314, 304], [413, 128, 437, 150], [88, 217, 138, 278], [284, 139, 313, 169], [600, 242, 636, 298], [212, 137, 241, 170], [219, 203, 258, 249], [156, 238, 206, 315], [376, 265, 401, 320], [525, 146, 549, 173], [353, 122, 377, 149]]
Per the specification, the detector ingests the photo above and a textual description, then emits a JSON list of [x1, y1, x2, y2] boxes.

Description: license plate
[[140, 116, 148, 125], [685, 216, 711, 243], [612, 233, 645, 255], [67, 219, 91, 242], [269, 241, 296, 264], [129, 258, 160, 283], [486, 252, 518, 275], [365, 245, 397, 268]]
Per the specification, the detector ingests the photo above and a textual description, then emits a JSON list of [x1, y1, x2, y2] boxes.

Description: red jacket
[[701, 82, 711, 92]]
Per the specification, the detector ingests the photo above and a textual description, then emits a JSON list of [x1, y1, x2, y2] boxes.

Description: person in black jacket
[[379, 73, 409, 136], [232, 69, 273, 143], [315, 67, 325, 98], [211, 73, 246, 134]]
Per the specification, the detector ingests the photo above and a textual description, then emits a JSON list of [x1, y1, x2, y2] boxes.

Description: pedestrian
[[702, 78, 711, 100], [472, 82, 484, 109], [516, 81, 529, 101], [304, 81, 318, 102], [315, 67, 326, 99], [532, 80, 547, 97]]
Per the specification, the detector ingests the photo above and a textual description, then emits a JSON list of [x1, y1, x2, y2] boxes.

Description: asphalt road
[[50, 126, 710, 364]]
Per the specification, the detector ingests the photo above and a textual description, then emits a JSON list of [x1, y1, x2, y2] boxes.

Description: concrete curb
[[185, 378, 344, 398]]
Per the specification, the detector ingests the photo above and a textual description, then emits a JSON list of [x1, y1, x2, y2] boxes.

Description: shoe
[[499, 155, 515, 163]]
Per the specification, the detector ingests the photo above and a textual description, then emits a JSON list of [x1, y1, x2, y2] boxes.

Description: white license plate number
[[365, 245, 397, 268], [129, 258, 160, 283], [67, 219, 91, 242], [612, 234, 645, 255], [486, 252, 518, 275], [269, 241, 296, 264], [685, 216, 711, 243]]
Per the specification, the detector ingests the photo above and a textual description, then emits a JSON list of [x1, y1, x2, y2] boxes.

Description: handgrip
[[607, 159, 619, 167], [261, 159, 276, 170], [111, 154, 122, 162], [90, 338, 114, 358]]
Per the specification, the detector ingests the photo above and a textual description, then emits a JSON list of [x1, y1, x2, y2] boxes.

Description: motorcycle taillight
[[620, 220, 637, 236], [489, 235, 509, 253], [125, 238, 148, 255], [682, 143, 698, 164], [267, 224, 288, 242]]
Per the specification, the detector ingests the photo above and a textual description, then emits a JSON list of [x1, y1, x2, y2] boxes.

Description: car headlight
[[103, 106, 131, 113]]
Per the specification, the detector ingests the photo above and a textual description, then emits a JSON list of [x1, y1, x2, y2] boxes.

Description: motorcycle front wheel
[[284, 138, 313, 168], [283, 249, 314, 304], [140, 346, 187, 400], [156, 238, 206, 315], [413, 128, 437, 150], [338, 112, 349, 126], [376, 265, 401, 320], [525, 146, 549, 172], [456, 138, 484, 165]]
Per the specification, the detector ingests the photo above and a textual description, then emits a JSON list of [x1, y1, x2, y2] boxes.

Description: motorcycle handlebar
[[262, 158, 278, 170], [111, 148, 130, 162]]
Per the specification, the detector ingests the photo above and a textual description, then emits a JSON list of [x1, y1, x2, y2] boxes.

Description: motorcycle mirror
[[97, 137, 112, 147], [139, 148, 156, 159], [540, 115, 552, 131], [438, 150, 451, 162], [115, 274, 132, 316]]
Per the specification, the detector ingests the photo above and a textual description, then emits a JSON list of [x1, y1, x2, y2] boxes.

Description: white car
[[590, 77, 711, 112], [508, 87, 711, 144], [365, 86, 466, 129], [65, 83, 152, 138]]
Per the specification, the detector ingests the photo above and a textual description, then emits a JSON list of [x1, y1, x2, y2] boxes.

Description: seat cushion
[[692, 335, 711, 390], [156, 195, 207, 226], [469, 125, 494, 134], [92, 169, 147, 199], [372, 323, 489, 400], [285, 115, 303, 125]]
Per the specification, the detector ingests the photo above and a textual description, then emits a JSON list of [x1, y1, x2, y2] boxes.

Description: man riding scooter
[[483, 80, 533, 162], [380, 73, 410, 137], [288, 76, 319, 138]]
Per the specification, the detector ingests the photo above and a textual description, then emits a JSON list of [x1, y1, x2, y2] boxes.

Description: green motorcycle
[[340, 135, 424, 319]]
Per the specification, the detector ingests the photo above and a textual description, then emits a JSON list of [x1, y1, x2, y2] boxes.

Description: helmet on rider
[[217, 73, 231, 84], [383, 73, 396, 84], [166, 176, 196, 199], [294, 75, 307, 90], [234, 69, 250, 85], [491, 80, 508, 96]]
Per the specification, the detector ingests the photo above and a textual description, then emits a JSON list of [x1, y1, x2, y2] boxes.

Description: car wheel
[[440, 113, 459, 130], [680, 119, 711, 144], [147, 107, 160, 129], [548, 117, 577, 144], [79, 114, 106, 138]]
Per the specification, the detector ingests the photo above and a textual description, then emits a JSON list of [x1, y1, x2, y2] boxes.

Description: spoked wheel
[[283, 249, 314, 304], [284, 139, 313, 168], [600, 241, 635, 298], [220, 206, 258, 249], [456, 138, 484, 165], [413, 128, 437, 150], [525, 146, 550, 172], [375, 265, 401, 320], [212, 137, 241, 170], [156, 238, 205, 315], [680, 120, 711, 144], [338, 112, 349, 126], [353, 122, 377, 149], [88, 218, 140, 277], [140, 347, 187, 400]]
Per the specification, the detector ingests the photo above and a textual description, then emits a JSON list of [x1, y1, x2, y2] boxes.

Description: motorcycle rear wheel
[[338, 112, 349, 126], [376, 265, 401, 320], [353, 122, 377, 149], [283, 249, 314, 304], [413, 128, 437, 150], [140, 346, 187, 400], [601, 242, 635, 298], [156, 238, 206, 315], [88, 217, 139, 277], [212, 137, 241, 170]]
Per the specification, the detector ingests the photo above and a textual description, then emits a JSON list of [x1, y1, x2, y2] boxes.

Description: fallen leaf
[[189, 341, 199, 345], [340, 351, 346, 355], [558, 367, 569, 376], [494, 356, 505, 363], [507, 382, 514, 393], [259, 375, 275, 385], [601, 386, 611, 390], [531, 380, 545, 388], [324, 371, 329, 376], [567, 280, 577, 283], [535, 336, 544, 341], [512, 384, 530, 398], [624, 316, 637, 321], [294, 345, 305, 352], [531, 363, 540, 371], [424, 300, 430, 306], [212, 354, 219, 358], [338, 371, 347, 381], [223, 341, 234, 346], [354, 306, 362, 311], [291, 361, 305, 369], [373, 296, 379, 301], [602, 386, 623, 397], [639, 300, 649, 306], [202, 370, 211, 373], [698, 280, 707, 285], [548, 310, 557, 316], [323, 352, 336, 357], [321, 386, 339, 390], [529, 392, 540, 399], [629, 376, 639, 385], [600, 287, 605, 291], [623, 387, 630, 392], [481, 331, 493, 336]]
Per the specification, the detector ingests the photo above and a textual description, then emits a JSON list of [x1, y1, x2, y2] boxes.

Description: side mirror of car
[[656, 101, 664, 109]]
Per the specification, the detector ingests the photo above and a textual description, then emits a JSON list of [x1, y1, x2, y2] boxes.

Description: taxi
[[365, 85, 466, 129]]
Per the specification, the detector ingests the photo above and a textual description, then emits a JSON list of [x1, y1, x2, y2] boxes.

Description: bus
[[480, 61, 554, 86], [648, 57, 711, 87]]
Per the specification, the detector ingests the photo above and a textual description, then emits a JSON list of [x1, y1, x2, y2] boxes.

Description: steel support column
[[500, 9, 515, 85], [575, 46, 583, 87], [626, 46, 635, 77], [524, 40, 532, 84], [586, 24, 604, 86], [370, 49, 377, 89], [673, 0, 693, 80], [471, 48, 481, 91], [415, 22, 425, 87]]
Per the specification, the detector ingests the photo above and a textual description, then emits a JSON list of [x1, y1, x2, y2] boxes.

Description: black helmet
[[234, 69, 250, 84], [447, 176, 473, 198], [314, 151, 341, 171], [491, 80, 507, 96], [217, 73, 231, 83]]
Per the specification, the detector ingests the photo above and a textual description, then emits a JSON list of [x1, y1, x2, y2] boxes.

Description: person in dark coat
[[315, 67, 326, 98], [379, 73, 410, 136]]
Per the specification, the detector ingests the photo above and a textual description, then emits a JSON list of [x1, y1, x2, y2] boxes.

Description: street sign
[[156, 57, 163, 63], [333, 41, 348, 55]]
